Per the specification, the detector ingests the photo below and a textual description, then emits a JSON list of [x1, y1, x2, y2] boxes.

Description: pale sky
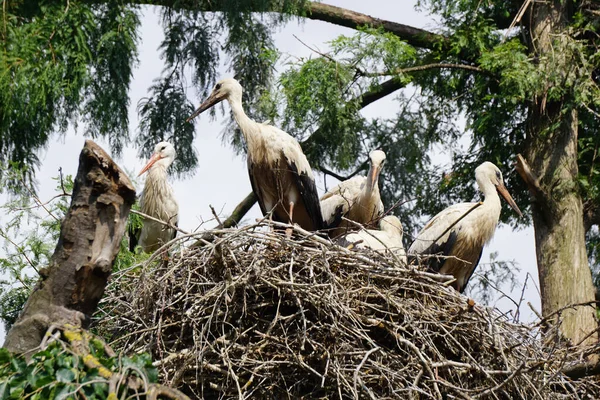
[[1, 1, 540, 340]]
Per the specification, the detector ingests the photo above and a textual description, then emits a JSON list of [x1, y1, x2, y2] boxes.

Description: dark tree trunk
[[524, 1, 597, 347], [3, 140, 136, 354]]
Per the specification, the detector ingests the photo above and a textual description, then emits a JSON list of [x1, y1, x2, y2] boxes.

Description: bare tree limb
[[364, 62, 485, 77], [305, 2, 446, 50]]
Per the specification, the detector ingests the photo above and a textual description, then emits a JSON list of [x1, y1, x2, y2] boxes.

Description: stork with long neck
[[187, 78, 323, 232], [135, 142, 179, 253], [337, 215, 406, 264], [321, 150, 386, 237], [408, 162, 522, 293]]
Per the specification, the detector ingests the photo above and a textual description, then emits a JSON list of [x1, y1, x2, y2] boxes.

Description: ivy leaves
[[0, 342, 157, 399]]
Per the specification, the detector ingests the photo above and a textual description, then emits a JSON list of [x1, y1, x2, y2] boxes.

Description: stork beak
[[496, 183, 523, 217], [368, 165, 381, 192], [138, 153, 162, 176], [186, 91, 226, 122]]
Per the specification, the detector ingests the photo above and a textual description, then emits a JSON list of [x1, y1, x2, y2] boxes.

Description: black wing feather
[[414, 229, 459, 273], [288, 160, 324, 230], [324, 203, 346, 230], [460, 248, 483, 293], [248, 163, 269, 217]]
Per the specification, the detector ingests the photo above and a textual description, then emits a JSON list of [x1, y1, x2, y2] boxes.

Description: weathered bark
[[523, 1, 597, 347], [3, 140, 136, 354]]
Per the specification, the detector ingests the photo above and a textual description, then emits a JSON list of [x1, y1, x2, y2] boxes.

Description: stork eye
[[161, 146, 166, 151], [496, 171, 501, 179], [215, 83, 222, 90]]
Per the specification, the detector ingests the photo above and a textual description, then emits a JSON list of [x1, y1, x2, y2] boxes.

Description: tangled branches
[[96, 223, 600, 399]]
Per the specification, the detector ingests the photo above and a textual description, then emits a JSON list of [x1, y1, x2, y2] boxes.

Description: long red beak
[[368, 165, 381, 192], [496, 183, 523, 217], [138, 153, 161, 176], [186, 91, 225, 123]]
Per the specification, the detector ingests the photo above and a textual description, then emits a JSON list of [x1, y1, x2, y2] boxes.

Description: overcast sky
[[1, 1, 540, 340]]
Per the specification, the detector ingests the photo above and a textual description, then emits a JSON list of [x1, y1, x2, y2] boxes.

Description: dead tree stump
[[3, 140, 136, 354]]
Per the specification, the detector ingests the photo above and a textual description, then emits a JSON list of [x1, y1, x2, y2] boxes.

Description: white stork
[[187, 78, 323, 232], [321, 150, 386, 237], [337, 215, 406, 264], [408, 161, 522, 293], [134, 142, 179, 253]]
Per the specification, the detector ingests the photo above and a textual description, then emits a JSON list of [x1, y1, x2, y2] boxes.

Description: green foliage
[[0, 169, 73, 331], [0, 339, 157, 399], [329, 27, 418, 78], [0, 1, 140, 184]]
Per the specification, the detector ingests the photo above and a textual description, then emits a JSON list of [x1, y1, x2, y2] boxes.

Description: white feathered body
[[408, 196, 501, 291], [234, 106, 322, 231], [338, 216, 406, 264], [321, 176, 384, 236], [139, 166, 179, 253]]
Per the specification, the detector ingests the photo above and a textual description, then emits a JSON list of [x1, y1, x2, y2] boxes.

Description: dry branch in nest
[[95, 223, 600, 399]]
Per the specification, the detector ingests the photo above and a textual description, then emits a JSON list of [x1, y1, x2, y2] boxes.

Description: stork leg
[[285, 201, 295, 238]]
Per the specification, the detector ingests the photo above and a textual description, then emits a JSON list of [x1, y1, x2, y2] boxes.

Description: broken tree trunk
[[3, 140, 136, 354]]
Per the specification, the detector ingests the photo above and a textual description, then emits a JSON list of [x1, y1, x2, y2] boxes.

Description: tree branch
[[305, 2, 445, 50], [221, 191, 257, 229], [562, 361, 600, 380], [364, 62, 485, 77], [69, 0, 448, 53]]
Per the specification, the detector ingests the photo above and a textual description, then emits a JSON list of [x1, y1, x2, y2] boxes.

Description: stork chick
[[408, 162, 522, 293], [187, 78, 323, 233], [337, 215, 406, 264], [135, 142, 179, 253], [321, 150, 386, 237]]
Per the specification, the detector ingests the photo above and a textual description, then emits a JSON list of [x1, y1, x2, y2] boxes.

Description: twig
[[130, 209, 189, 235], [365, 62, 484, 77], [209, 205, 223, 226]]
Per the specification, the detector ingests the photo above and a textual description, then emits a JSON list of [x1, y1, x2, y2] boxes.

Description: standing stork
[[187, 78, 323, 232], [321, 150, 386, 237], [134, 142, 179, 253], [408, 162, 522, 293], [337, 215, 406, 264]]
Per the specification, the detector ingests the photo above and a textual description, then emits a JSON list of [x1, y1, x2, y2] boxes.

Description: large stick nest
[[96, 223, 600, 399]]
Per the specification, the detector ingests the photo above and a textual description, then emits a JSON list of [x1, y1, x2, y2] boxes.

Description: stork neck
[[480, 181, 501, 211], [227, 95, 257, 143], [147, 163, 168, 181], [364, 166, 379, 198]]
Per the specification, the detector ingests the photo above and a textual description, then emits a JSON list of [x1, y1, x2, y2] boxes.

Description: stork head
[[187, 78, 243, 122], [367, 150, 386, 192], [138, 142, 176, 176], [475, 162, 522, 217], [379, 216, 403, 238]]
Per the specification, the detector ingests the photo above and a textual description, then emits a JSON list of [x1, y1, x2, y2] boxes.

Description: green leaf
[[55, 368, 75, 383]]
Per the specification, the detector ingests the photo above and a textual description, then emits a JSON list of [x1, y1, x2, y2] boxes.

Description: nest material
[[96, 223, 600, 399]]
